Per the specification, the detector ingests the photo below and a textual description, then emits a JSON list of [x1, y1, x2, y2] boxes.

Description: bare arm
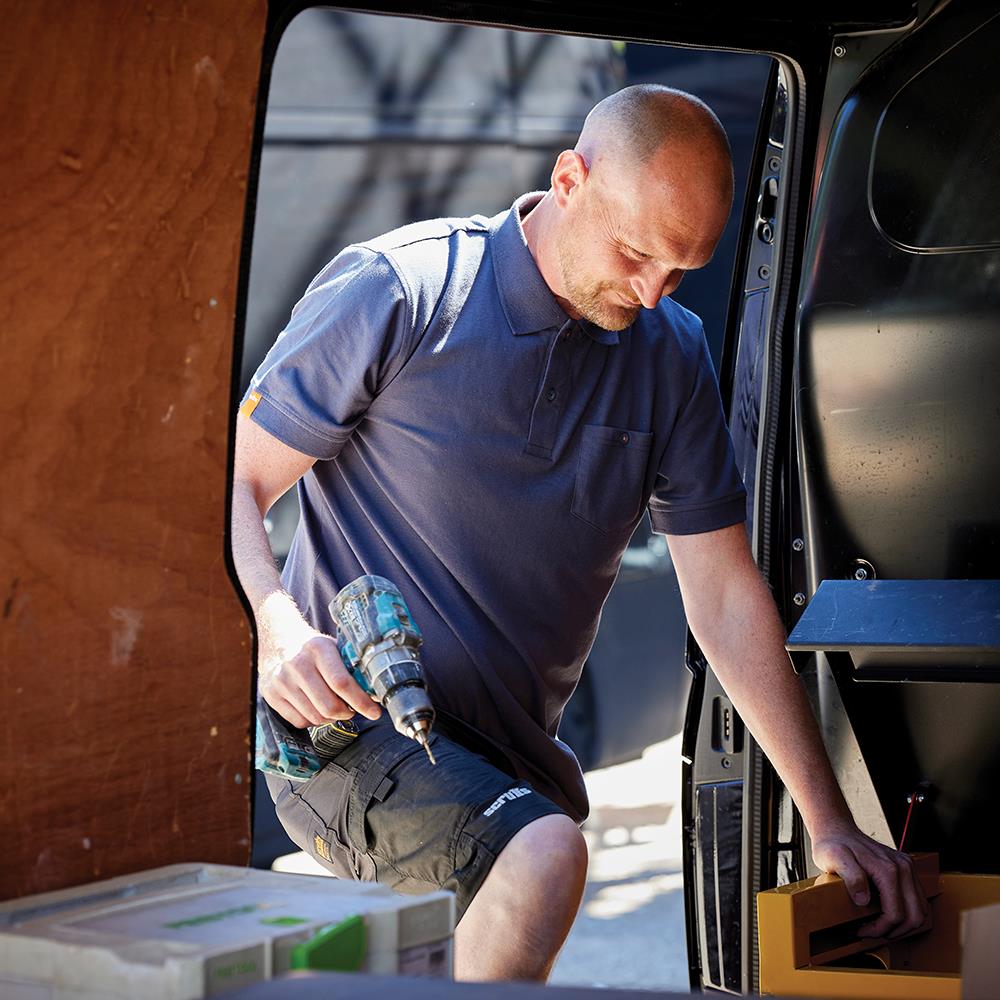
[[666, 523, 927, 939], [232, 413, 380, 727]]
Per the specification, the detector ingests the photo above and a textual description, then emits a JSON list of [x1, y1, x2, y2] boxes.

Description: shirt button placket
[[525, 322, 574, 458]]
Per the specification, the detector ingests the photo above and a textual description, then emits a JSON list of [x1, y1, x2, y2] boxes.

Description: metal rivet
[[768, 155, 781, 172], [834, 44, 846, 57], [721, 757, 732, 769], [792, 538, 804, 552], [758, 264, 771, 280], [545, 388, 557, 402], [793, 593, 806, 606], [619, 432, 629, 445]]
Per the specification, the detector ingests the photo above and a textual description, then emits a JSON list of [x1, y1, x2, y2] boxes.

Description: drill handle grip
[[335, 629, 372, 695]]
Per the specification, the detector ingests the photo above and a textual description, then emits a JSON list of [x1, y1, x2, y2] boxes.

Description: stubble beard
[[557, 237, 641, 332]]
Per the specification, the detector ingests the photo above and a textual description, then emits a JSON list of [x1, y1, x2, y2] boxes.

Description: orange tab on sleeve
[[239, 390, 262, 419]]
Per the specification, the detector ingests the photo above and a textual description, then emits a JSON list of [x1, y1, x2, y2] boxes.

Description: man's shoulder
[[357, 215, 489, 270], [353, 213, 493, 310], [359, 214, 492, 257]]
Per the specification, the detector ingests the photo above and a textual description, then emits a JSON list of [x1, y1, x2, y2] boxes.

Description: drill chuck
[[329, 575, 437, 764]]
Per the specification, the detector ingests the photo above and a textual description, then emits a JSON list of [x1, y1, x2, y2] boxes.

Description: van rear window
[[870, 13, 1000, 251]]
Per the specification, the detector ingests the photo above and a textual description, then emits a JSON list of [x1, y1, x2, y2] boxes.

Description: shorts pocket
[[281, 761, 360, 880], [571, 425, 653, 533], [347, 740, 426, 856], [348, 735, 480, 890]]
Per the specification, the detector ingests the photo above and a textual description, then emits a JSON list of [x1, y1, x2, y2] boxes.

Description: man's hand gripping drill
[[255, 575, 437, 780]]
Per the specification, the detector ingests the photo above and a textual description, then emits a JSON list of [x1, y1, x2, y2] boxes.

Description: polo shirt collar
[[488, 192, 621, 346]]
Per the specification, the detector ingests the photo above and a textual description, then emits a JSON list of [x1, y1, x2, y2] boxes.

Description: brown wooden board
[[0, 0, 266, 899]]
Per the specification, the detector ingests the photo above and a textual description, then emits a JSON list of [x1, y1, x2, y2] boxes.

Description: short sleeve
[[647, 328, 747, 536], [239, 246, 413, 460]]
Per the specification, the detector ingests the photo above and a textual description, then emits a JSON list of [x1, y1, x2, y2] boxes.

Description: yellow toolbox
[[758, 854, 1000, 998]]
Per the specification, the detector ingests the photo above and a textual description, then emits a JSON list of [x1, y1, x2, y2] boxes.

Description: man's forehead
[[591, 155, 726, 265]]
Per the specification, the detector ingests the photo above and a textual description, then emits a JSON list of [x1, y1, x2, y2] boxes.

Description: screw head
[[792, 538, 804, 552], [849, 559, 876, 581], [758, 264, 771, 280], [834, 44, 846, 58], [793, 592, 806, 606], [721, 757, 732, 769], [768, 155, 782, 172]]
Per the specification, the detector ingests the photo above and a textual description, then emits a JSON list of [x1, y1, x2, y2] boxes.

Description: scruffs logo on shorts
[[483, 787, 532, 817], [313, 834, 332, 863]]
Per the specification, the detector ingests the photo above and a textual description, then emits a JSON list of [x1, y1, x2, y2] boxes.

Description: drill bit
[[415, 729, 437, 765]]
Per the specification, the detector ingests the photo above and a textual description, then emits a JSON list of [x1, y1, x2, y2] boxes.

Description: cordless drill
[[255, 575, 437, 781]]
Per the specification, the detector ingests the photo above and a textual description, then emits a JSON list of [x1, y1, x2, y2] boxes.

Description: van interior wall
[[0, 0, 265, 899], [795, 5, 1000, 874]]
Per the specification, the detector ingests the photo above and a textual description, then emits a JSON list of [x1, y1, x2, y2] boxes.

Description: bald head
[[576, 85, 733, 204], [520, 85, 735, 330]]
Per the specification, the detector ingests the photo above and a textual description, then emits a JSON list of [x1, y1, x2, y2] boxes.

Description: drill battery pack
[[254, 696, 359, 782]]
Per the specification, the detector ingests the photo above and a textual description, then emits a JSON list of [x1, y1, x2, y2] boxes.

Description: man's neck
[[520, 192, 579, 320]]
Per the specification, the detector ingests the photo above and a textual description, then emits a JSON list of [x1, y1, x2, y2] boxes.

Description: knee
[[498, 814, 588, 902]]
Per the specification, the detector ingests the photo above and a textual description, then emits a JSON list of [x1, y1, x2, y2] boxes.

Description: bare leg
[[453, 814, 588, 982]]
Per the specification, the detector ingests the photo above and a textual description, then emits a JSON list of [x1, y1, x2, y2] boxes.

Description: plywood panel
[[0, 0, 266, 899]]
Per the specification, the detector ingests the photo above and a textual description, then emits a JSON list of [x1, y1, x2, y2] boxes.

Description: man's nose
[[630, 268, 682, 309]]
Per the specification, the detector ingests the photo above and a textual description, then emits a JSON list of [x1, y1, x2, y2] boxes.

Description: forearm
[[690, 571, 853, 838], [671, 525, 925, 931], [230, 480, 317, 666], [231, 417, 376, 725]]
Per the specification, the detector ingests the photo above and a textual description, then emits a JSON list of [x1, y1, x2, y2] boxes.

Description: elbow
[[231, 474, 270, 518]]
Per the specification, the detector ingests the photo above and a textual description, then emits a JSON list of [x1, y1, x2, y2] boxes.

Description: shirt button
[[546, 388, 557, 402], [619, 432, 630, 445]]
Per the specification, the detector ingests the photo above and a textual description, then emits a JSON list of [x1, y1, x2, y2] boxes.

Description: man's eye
[[626, 246, 650, 260]]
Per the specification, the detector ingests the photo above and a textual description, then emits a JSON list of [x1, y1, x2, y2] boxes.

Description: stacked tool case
[[0, 864, 454, 999]]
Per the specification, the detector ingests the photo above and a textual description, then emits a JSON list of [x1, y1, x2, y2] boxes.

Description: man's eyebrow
[[625, 236, 717, 271], [623, 235, 655, 256], [625, 233, 679, 261], [624, 231, 715, 270]]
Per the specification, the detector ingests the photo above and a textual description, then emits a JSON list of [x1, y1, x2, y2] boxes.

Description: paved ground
[[549, 736, 688, 991], [274, 735, 689, 991]]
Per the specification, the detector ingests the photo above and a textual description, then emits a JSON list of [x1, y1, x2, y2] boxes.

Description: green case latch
[[290, 914, 367, 972]]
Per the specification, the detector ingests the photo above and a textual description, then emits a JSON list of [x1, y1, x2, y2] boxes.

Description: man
[[232, 85, 927, 982]]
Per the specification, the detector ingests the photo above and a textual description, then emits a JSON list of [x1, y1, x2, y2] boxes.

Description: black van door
[[683, 5, 1000, 994]]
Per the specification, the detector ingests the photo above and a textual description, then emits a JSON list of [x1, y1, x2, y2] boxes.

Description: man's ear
[[550, 150, 589, 208]]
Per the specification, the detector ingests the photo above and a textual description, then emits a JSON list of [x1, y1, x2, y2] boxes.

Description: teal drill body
[[255, 575, 436, 781]]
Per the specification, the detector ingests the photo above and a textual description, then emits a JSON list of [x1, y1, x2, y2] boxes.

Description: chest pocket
[[571, 425, 654, 533]]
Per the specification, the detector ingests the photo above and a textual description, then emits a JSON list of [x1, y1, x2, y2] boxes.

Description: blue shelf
[[785, 580, 1000, 682]]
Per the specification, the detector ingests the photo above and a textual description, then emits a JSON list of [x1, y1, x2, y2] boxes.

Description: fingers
[[858, 850, 928, 939], [306, 637, 381, 721], [261, 635, 382, 727], [893, 853, 930, 937], [831, 853, 871, 908], [812, 831, 930, 941], [856, 851, 903, 937], [264, 692, 312, 731]]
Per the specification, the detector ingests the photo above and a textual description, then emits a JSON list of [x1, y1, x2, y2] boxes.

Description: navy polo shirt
[[243, 193, 746, 821]]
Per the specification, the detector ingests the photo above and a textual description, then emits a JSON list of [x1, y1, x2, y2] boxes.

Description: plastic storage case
[[0, 863, 454, 999]]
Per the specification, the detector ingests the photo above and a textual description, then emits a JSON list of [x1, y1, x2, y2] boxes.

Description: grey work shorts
[[264, 720, 567, 919]]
